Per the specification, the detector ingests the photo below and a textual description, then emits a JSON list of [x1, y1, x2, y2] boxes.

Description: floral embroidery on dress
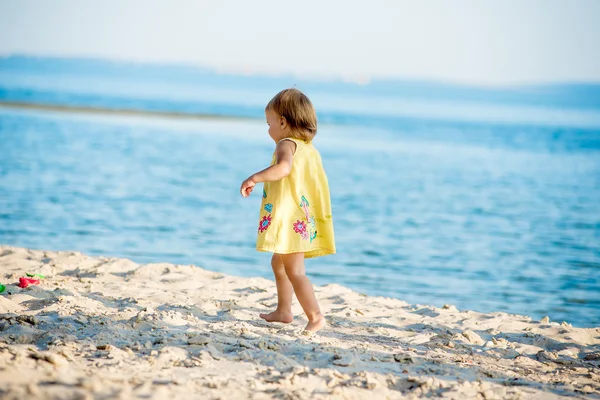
[[295, 195, 317, 242], [264, 203, 273, 213], [293, 220, 309, 240], [259, 214, 272, 233], [263, 189, 267, 198]]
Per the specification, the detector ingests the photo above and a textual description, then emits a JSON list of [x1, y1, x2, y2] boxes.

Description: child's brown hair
[[266, 88, 317, 142]]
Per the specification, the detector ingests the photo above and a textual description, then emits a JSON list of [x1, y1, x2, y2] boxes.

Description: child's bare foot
[[303, 313, 326, 333], [259, 310, 294, 323]]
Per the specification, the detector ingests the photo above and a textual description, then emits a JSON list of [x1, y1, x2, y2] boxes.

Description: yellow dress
[[256, 137, 336, 258]]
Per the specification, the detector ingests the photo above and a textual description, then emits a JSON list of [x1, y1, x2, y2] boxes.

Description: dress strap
[[277, 137, 303, 154], [277, 137, 303, 145]]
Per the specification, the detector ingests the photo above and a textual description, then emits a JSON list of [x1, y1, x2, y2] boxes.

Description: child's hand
[[240, 176, 256, 198]]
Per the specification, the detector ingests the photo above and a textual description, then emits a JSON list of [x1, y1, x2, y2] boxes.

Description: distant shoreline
[[0, 100, 258, 122]]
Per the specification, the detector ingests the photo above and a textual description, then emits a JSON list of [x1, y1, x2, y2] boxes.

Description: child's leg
[[259, 254, 294, 323], [281, 252, 325, 333]]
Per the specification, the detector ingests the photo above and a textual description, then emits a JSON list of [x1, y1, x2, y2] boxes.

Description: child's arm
[[240, 140, 296, 198]]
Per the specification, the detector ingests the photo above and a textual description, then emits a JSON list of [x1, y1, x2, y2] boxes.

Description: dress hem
[[256, 245, 336, 259]]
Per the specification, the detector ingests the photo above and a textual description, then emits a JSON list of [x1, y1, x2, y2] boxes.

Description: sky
[[1, 0, 599, 86]]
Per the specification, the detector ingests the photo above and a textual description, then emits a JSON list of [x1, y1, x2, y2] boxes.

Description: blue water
[[1, 56, 599, 327]]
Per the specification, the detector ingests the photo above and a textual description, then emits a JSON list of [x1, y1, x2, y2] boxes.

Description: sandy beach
[[0, 246, 598, 399], [0, 101, 257, 122]]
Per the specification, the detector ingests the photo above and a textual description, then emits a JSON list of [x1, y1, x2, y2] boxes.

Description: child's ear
[[280, 116, 288, 129]]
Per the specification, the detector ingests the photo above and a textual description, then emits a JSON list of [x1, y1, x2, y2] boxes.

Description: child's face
[[265, 109, 287, 142]]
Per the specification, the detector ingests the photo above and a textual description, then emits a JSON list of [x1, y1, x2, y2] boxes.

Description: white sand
[[0, 246, 598, 399]]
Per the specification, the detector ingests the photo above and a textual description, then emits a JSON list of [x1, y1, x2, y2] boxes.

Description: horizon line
[[3, 52, 600, 90]]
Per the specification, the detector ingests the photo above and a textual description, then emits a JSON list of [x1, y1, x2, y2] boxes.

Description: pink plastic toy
[[18, 277, 40, 288]]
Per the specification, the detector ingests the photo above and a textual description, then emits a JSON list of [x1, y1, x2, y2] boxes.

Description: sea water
[[0, 57, 599, 327]]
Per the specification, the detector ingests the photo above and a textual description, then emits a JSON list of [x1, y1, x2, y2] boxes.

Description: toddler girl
[[240, 88, 335, 333]]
